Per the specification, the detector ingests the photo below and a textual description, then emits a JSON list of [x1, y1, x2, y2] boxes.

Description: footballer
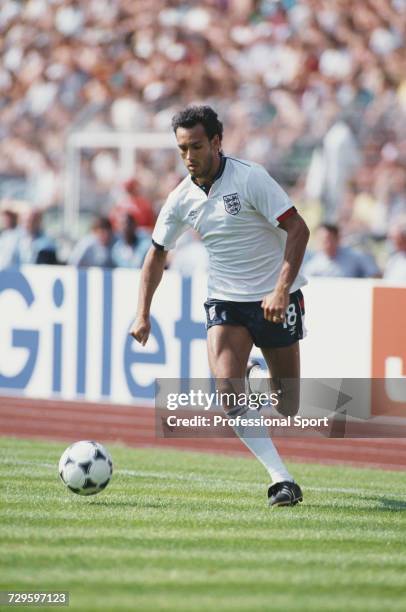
[[131, 106, 310, 507]]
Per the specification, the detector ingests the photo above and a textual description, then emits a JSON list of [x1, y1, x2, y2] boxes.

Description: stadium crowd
[[0, 0, 405, 278]]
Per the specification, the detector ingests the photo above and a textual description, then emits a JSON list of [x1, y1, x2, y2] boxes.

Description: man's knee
[[216, 377, 246, 412], [274, 384, 300, 417]]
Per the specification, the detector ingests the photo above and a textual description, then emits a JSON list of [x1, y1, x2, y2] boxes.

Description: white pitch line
[[1, 458, 405, 498]]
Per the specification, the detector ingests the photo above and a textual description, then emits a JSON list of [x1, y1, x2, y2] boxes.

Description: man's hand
[[130, 315, 151, 346], [261, 288, 289, 323]]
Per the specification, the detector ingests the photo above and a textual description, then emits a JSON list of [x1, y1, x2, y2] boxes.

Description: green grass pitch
[[1, 437, 406, 612]]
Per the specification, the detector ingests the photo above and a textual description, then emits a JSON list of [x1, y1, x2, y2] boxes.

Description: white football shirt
[[152, 156, 307, 301]]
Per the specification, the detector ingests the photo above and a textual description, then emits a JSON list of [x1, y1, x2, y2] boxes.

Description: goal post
[[64, 131, 178, 239]]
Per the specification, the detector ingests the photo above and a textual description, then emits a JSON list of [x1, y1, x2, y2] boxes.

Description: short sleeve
[[246, 165, 294, 227], [152, 193, 188, 251]]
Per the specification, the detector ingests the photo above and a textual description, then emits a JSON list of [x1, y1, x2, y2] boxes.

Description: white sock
[[227, 406, 293, 484]]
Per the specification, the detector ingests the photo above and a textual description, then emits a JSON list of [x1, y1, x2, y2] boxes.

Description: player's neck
[[194, 154, 222, 189]]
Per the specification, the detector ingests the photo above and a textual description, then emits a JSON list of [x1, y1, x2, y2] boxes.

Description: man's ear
[[211, 134, 221, 153]]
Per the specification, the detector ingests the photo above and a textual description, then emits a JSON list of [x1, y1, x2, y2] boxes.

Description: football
[[58, 440, 113, 495]]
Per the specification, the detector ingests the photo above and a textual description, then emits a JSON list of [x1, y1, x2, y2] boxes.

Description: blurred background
[[0, 0, 405, 279]]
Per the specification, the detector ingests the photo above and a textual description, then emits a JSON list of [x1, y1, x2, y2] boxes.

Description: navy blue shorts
[[204, 289, 305, 348]]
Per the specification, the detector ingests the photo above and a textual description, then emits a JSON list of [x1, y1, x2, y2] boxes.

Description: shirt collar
[[192, 154, 226, 194]]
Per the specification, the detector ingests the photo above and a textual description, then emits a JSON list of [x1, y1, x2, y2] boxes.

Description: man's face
[[24, 210, 42, 235], [319, 228, 339, 258], [95, 228, 112, 247], [391, 228, 406, 253], [119, 213, 136, 238], [175, 124, 220, 180], [1, 211, 17, 230]]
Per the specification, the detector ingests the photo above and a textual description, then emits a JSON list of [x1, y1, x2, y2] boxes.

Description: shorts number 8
[[284, 303, 297, 327]]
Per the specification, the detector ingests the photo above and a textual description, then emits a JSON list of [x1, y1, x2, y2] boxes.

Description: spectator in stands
[[384, 218, 406, 282], [306, 117, 362, 223], [0, 208, 20, 269], [68, 216, 115, 268], [110, 179, 156, 231], [16, 208, 57, 265], [111, 213, 151, 268], [304, 223, 380, 278], [0, 0, 404, 253]]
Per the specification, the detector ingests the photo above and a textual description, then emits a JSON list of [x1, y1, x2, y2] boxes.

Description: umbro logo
[[188, 210, 198, 221], [223, 193, 241, 215]]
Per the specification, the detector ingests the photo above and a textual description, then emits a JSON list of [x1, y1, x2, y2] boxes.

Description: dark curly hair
[[171, 105, 223, 142], [319, 223, 339, 236]]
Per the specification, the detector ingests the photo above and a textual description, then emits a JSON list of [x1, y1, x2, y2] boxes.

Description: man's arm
[[262, 212, 310, 322], [130, 245, 168, 345]]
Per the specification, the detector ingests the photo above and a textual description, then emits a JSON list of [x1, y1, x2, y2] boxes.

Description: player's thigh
[[207, 324, 253, 385], [261, 342, 300, 416], [207, 325, 253, 407], [261, 342, 300, 378]]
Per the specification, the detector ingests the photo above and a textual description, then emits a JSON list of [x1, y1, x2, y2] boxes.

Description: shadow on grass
[[88, 499, 169, 509], [300, 496, 406, 512], [371, 497, 406, 511]]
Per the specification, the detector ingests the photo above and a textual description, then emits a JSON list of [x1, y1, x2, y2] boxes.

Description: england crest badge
[[223, 193, 241, 216]]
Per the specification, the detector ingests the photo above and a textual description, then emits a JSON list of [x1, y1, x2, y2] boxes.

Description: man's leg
[[207, 324, 294, 485], [260, 342, 301, 417], [248, 342, 303, 505]]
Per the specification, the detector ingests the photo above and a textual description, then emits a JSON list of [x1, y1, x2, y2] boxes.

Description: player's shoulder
[[225, 156, 269, 179], [225, 155, 254, 169], [225, 156, 255, 178], [164, 174, 193, 208]]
